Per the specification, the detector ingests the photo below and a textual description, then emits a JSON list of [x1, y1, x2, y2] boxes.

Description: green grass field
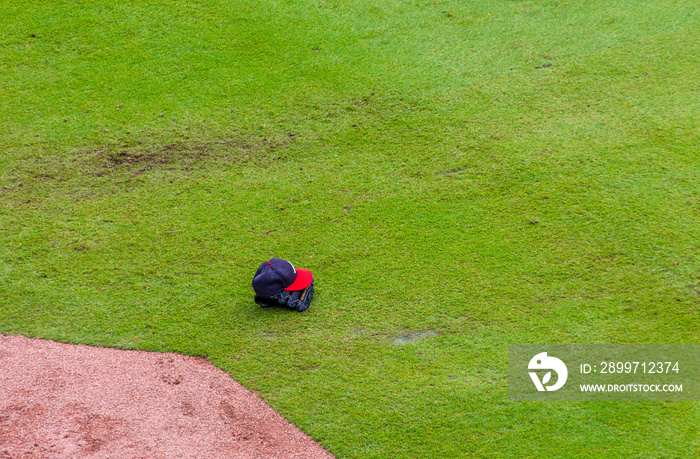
[[1, 0, 698, 457]]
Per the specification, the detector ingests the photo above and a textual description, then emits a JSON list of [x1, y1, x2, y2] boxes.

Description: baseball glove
[[254, 282, 314, 312]]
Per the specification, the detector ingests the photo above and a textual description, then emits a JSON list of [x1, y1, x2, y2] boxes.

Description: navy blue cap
[[252, 258, 313, 296]]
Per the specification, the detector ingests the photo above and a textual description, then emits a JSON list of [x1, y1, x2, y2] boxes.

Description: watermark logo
[[509, 345, 697, 401], [528, 352, 568, 391]]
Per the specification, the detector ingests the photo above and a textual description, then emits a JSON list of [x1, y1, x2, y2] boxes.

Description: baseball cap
[[252, 258, 314, 297]]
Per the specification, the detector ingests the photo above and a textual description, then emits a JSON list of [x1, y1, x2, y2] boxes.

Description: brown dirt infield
[[0, 334, 335, 458]]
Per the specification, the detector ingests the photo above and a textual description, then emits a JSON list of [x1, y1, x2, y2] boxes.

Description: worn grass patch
[[1, 1, 699, 458]]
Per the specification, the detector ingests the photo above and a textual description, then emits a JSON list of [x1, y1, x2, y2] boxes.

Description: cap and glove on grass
[[252, 258, 314, 312]]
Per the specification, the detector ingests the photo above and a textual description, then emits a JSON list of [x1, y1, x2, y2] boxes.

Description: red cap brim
[[284, 268, 313, 291]]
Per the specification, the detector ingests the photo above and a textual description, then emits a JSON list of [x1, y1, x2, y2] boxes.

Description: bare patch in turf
[[89, 132, 299, 178], [392, 330, 438, 345], [0, 132, 301, 204]]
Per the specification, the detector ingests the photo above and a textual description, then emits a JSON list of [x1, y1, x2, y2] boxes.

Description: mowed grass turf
[[1, 0, 698, 457]]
